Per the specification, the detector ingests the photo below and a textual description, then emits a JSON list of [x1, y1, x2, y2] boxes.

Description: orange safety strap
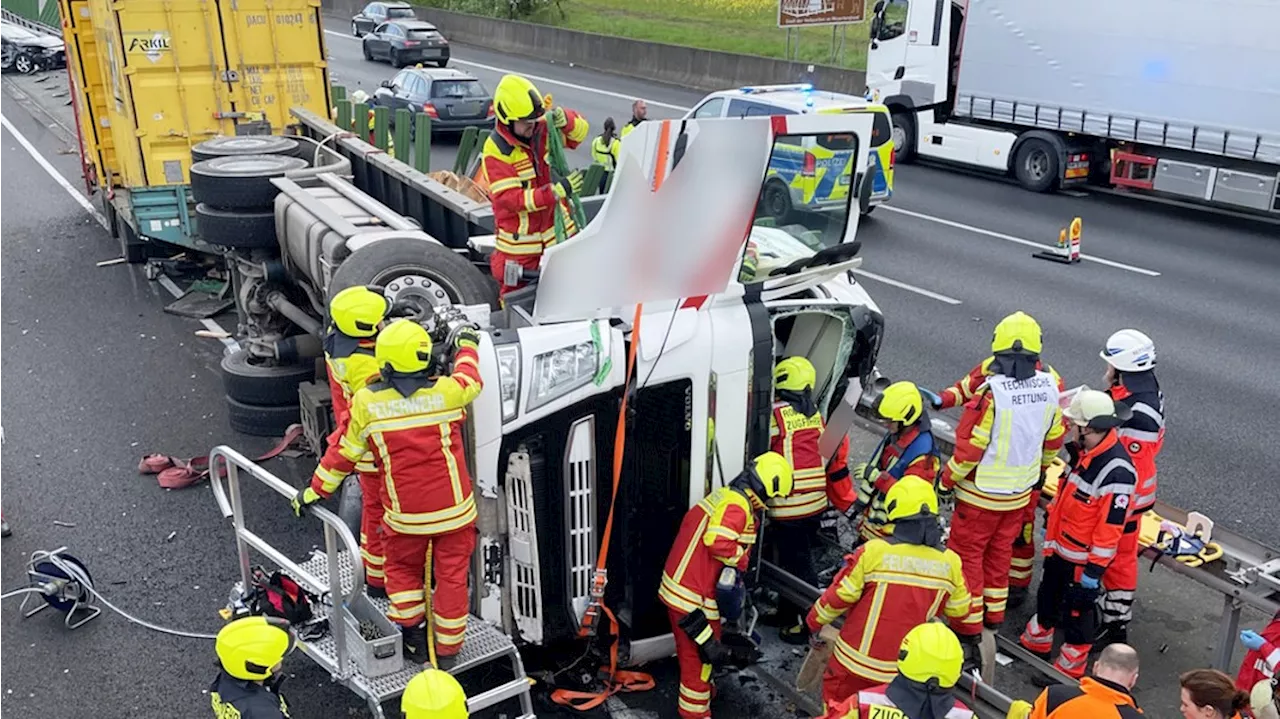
[[551, 120, 675, 710]]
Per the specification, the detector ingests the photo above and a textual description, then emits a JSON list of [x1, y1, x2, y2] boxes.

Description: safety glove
[[1005, 699, 1033, 719], [919, 387, 944, 410], [291, 487, 322, 517], [552, 170, 584, 199], [1078, 573, 1100, 591], [550, 106, 570, 129], [1240, 629, 1266, 651], [453, 325, 480, 350]]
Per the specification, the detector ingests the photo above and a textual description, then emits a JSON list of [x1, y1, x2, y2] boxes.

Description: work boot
[[1092, 622, 1128, 651], [401, 622, 429, 662], [1007, 585, 1029, 609], [366, 585, 388, 600], [435, 652, 459, 672], [958, 633, 984, 679]]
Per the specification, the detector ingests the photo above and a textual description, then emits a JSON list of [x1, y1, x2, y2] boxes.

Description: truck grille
[[505, 450, 543, 644], [565, 417, 598, 625]]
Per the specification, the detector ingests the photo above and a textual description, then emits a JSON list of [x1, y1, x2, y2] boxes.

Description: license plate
[[459, 101, 481, 115]]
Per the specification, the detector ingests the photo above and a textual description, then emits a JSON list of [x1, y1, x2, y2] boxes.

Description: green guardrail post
[[413, 114, 433, 173], [394, 109, 413, 163], [582, 164, 604, 196], [335, 100, 353, 133], [373, 106, 391, 151], [353, 101, 370, 138], [604, 168, 615, 194], [332, 84, 347, 105], [453, 126, 479, 175]]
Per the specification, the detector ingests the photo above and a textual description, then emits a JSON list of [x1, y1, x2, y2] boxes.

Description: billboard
[[778, 0, 864, 27]]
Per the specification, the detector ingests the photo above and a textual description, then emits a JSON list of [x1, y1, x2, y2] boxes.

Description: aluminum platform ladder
[[209, 445, 536, 719]]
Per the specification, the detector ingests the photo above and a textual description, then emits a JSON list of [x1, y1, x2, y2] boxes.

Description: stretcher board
[[1039, 458, 1224, 567]]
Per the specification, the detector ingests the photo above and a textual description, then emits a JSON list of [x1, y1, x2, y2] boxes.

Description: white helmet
[[1100, 329, 1156, 372], [1063, 389, 1132, 429]]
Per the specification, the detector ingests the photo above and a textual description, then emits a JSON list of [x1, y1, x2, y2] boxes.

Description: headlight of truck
[[528, 340, 598, 411], [495, 344, 520, 421]]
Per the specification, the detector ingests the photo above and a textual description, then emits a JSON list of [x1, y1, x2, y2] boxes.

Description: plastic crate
[[341, 594, 403, 678]]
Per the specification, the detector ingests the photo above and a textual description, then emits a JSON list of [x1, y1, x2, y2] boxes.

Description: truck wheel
[[226, 396, 301, 438], [221, 350, 315, 406], [760, 180, 793, 225], [192, 136, 301, 164], [190, 154, 308, 210], [890, 112, 916, 164], [195, 203, 277, 249], [329, 236, 499, 310], [1013, 138, 1059, 193]]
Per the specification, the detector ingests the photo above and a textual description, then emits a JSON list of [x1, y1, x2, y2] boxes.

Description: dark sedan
[[350, 1, 416, 37], [1, 21, 65, 75], [361, 20, 449, 68], [372, 67, 495, 135]]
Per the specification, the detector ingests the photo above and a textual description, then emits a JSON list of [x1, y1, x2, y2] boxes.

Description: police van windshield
[[740, 131, 859, 282]]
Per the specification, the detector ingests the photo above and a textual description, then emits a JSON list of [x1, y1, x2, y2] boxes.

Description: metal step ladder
[[209, 445, 535, 719]]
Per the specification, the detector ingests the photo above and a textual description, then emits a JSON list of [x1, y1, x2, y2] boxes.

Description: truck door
[[866, 0, 949, 107]]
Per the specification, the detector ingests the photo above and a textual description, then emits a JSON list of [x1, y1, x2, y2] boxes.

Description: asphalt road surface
[[1, 15, 1278, 719]]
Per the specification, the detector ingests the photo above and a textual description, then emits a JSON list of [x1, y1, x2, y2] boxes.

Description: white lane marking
[[852, 269, 963, 305], [323, 30, 693, 111], [881, 205, 1162, 277], [2, 112, 241, 351], [2, 113, 108, 231]]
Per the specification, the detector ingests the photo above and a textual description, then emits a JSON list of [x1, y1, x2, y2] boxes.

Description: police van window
[[692, 97, 725, 119], [816, 133, 856, 151], [877, 0, 909, 41], [727, 99, 798, 118], [868, 111, 891, 147]]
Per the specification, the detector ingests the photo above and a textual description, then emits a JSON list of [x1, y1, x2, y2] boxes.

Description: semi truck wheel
[[226, 396, 301, 438], [190, 154, 308, 210], [221, 350, 315, 406], [328, 237, 499, 310], [195, 203, 277, 249], [192, 136, 301, 164], [1013, 138, 1059, 193], [890, 112, 916, 164]]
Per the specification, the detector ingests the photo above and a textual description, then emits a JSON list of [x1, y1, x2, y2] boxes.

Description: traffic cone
[[1068, 217, 1082, 262], [1033, 217, 1082, 264]]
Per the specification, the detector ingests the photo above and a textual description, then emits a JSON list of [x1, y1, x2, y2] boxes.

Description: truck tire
[[190, 155, 308, 210], [195, 203, 278, 249], [192, 136, 301, 164], [1013, 138, 1059, 193], [329, 236, 499, 310], [221, 350, 315, 406], [226, 396, 301, 438], [890, 112, 917, 164]]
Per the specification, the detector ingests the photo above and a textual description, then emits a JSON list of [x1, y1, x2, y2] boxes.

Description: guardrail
[[0, 7, 60, 36]]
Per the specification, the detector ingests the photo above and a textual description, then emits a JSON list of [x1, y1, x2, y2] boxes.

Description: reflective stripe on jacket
[[481, 112, 589, 256], [805, 539, 969, 685], [1107, 372, 1164, 513], [1030, 676, 1144, 719], [311, 342, 483, 536], [823, 684, 974, 719], [855, 423, 939, 541], [659, 487, 758, 620], [767, 400, 854, 520], [1043, 431, 1137, 579], [324, 332, 380, 473]]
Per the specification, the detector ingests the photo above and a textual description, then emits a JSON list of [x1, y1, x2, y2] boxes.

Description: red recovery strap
[[139, 424, 306, 489], [551, 120, 676, 711]]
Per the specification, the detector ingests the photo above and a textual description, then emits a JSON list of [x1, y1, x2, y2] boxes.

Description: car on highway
[[373, 67, 494, 136], [684, 84, 895, 218], [350, 1, 416, 37], [361, 19, 450, 68], [1, 20, 65, 75]]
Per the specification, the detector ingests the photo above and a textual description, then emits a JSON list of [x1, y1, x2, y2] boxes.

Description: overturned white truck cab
[[264, 112, 885, 676]]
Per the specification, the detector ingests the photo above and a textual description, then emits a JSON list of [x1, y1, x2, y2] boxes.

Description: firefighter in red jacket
[[935, 312, 1064, 671], [1020, 390, 1137, 678], [1095, 329, 1165, 648], [821, 622, 975, 719], [766, 357, 853, 644], [807, 477, 970, 711], [660, 452, 794, 719], [295, 318, 484, 668], [1237, 610, 1280, 708], [482, 74, 589, 300], [323, 286, 391, 597], [848, 381, 940, 543]]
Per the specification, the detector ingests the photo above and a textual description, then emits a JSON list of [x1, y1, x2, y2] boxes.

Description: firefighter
[[590, 117, 621, 194], [1019, 390, 1137, 679], [822, 622, 974, 719], [935, 311, 1064, 670], [295, 318, 483, 668], [660, 451, 795, 719], [765, 356, 853, 644], [1095, 329, 1165, 648], [1024, 643, 1143, 718], [482, 74, 589, 300], [807, 477, 970, 711], [211, 616, 296, 718], [402, 667, 469, 719], [620, 99, 647, 138], [848, 381, 940, 543], [323, 286, 391, 598]]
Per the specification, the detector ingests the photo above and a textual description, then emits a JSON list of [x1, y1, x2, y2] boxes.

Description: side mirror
[[380, 79, 392, 88], [873, 0, 885, 14], [869, 17, 883, 41]]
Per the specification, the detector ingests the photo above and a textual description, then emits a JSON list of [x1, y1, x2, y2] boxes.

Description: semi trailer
[[865, 0, 1280, 214]]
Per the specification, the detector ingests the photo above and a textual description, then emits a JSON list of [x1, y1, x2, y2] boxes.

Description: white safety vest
[[975, 370, 1059, 495]]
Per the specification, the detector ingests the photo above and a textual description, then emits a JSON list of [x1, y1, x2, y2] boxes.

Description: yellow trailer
[[57, 0, 331, 258]]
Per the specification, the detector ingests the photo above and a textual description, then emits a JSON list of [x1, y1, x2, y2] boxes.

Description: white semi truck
[[864, 0, 1280, 214]]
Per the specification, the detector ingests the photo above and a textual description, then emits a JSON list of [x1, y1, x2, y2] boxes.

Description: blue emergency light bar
[[739, 83, 815, 95]]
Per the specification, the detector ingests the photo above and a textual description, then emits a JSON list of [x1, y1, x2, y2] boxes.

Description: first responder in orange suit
[[935, 311, 1064, 670], [848, 381, 940, 544], [482, 74, 589, 300], [295, 318, 483, 668], [766, 357, 853, 644], [659, 452, 795, 719], [323, 286, 391, 598], [1019, 643, 1144, 719], [807, 477, 970, 711], [1020, 390, 1137, 679], [1095, 329, 1165, 649], [929, 312, 1067, 611], [821, 622, 976, 719]]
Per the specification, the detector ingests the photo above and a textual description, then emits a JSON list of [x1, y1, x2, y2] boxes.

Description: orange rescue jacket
[[1042, 430, 1137, 579]]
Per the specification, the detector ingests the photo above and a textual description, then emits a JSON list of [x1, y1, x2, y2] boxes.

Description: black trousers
[[766, 515, 821, 620], [1035, 554, 1098, 646]]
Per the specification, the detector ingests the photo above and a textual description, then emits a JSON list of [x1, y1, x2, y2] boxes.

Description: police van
[[684, 84, 896, 218]]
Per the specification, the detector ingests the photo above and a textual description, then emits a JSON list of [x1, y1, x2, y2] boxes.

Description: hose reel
[[20, 547, 102, 630]]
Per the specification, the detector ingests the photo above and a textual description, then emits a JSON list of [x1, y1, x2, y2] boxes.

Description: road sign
[[778, 0, 864, 28]]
